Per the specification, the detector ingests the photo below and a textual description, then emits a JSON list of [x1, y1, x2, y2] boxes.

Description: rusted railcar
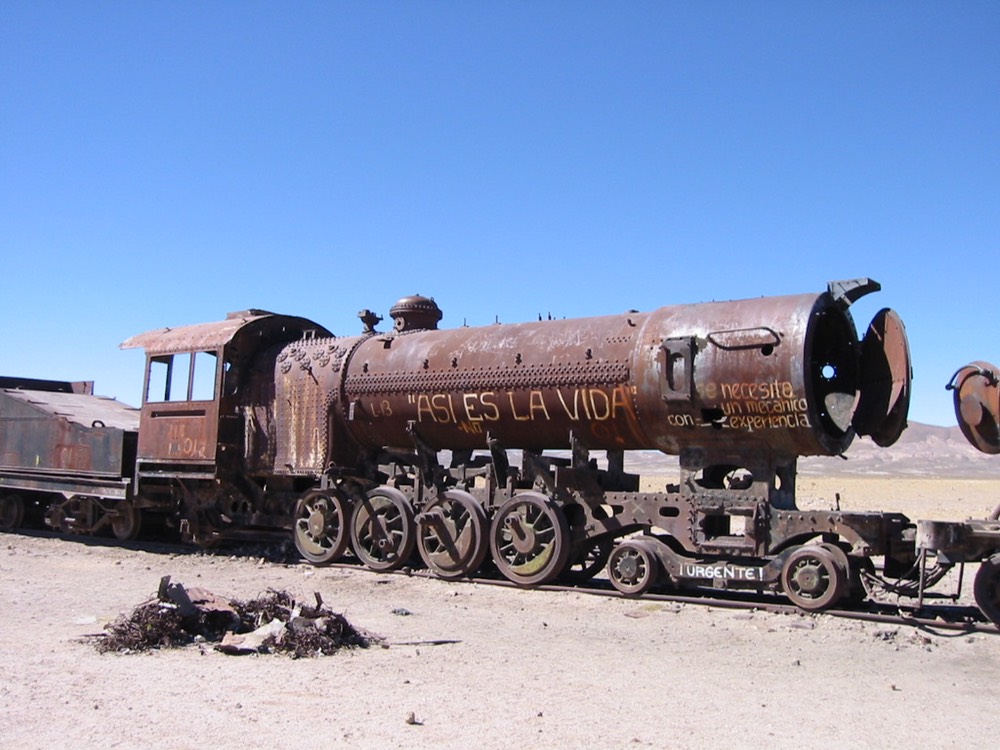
[[0, 377, 143, 537]]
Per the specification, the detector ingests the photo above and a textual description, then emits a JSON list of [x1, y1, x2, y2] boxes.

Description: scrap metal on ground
[[95, 576, 375, 657]]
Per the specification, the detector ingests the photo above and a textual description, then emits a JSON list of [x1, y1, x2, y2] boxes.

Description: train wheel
[[845, 555, 876, 605], [490, 492, 570, 586], [111, 500, 142, 541], [47, 501, 74, 534], [293, 490, 352, 566], [416, 489, 489, 580], [0, 493, 25, 532], [350, 486, 416, 572], [562, 538, 614, 583], [607, 541, 659, 596], [780, 545, 847, 611], [973, 553, 1000, 628]]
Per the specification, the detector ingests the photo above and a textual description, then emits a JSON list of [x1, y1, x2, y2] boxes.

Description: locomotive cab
[[121, 310, 330, 538]]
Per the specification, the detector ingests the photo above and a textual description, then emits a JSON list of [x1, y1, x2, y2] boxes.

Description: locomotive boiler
[[332, 279, 908, 460]]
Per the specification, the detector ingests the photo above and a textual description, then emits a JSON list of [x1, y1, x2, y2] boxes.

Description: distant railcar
[[0, 377, 141, 537]]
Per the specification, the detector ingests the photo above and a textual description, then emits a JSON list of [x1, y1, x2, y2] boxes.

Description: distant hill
[[620, 422, 997, 479], [799, 422, 997, 478]]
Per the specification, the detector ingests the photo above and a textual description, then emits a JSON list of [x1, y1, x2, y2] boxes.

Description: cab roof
[[121, 310, 331, 356]]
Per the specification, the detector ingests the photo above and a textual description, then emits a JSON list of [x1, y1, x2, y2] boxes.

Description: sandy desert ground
[[1, 471, 999, 750]]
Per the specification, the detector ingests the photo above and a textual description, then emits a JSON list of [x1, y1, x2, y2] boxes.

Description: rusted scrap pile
[[96, 576, 376, 657]]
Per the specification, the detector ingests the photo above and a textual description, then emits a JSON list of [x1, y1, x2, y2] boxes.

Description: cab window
[[146, 351, 219, 402]]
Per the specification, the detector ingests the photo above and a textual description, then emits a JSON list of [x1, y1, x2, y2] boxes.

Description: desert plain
[[1, 424, 998, 750]]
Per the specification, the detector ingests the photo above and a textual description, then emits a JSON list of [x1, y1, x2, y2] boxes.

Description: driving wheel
[[350, 486, 416, 572], [489, 492, 570, 586], [293, 490, 352, 565], [562, 537, 614, 583], [416, 489, 489, 580]]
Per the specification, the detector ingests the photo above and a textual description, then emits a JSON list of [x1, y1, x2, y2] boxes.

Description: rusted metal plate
[[0, 376, 94, 394], [0, 388, 138, 431], [272, 341, 336, 473], [139, 404, 219, 465], [271, 334, 367, 473], [948, 361, 999, 454], [122, 310, 274, 354]]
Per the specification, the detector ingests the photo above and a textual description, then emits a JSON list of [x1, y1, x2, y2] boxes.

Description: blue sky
[[1, 2, 997, 427]]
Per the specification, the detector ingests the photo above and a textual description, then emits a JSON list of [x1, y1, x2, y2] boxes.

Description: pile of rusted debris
[[95, 576, 377, 657]]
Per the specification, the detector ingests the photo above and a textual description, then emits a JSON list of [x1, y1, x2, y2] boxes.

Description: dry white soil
[[2, 476, 999, 750]]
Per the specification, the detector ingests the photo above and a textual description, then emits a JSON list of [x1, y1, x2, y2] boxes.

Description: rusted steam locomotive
[[1, 279, 998, 627]]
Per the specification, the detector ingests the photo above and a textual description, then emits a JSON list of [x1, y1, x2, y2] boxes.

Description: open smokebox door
[[949, 361, 1000, 455], [852, 308, 912, 447]]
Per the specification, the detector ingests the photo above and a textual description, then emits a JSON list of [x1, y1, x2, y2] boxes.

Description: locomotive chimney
[[389, 295, 443, 332]]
